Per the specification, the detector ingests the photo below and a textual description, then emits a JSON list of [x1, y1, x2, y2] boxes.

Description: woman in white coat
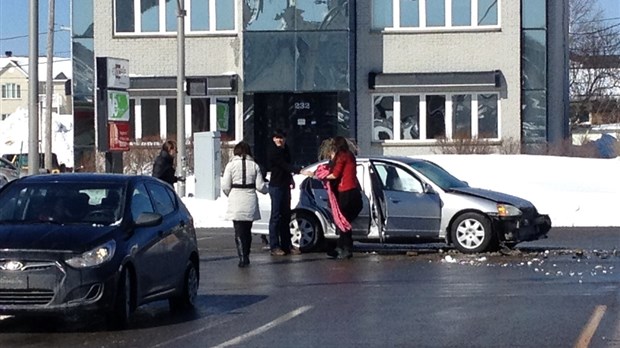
[[222, 141, 268, 267]]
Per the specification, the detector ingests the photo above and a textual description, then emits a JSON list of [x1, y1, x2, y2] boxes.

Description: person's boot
[[235, 237, 246, 268], [327, 247, 343, 258]]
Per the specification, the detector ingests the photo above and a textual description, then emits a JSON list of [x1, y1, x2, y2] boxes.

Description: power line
[[0, 28, 70, 42]]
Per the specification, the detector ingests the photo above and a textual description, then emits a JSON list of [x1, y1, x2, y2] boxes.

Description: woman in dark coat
[[152, 140, 179, 186]]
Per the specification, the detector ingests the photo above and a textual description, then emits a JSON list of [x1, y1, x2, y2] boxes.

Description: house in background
[[70, 0, 570, 170], [0, 52, 73, 121]]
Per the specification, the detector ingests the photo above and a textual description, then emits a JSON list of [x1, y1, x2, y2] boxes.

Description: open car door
[[370, 161, 442, 239]]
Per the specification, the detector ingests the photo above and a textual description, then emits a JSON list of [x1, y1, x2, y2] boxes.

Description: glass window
[[452, 0, 471, 26], [375, 164, 423, 193], [243, 32, 296, 91], [522, 90, 547, 142], [217, 98, 235, 141], [146, 183, 176, 216], [400, 0, 420, 27], [373, 96, 394, 140], [141, 0, 160, 32], [401, 95, 420, 140], [296, 32, 350, 91], [166, 99, 177, 138], [477, 0, 498, 26], [372, 0, 393, 29], [426, 0, 445, 27], [244, 0, 290, 30], [115, 0, 135, 32], [1, 84, 20, 99], [141, 99, 160, 139], [166, 0, 177, 32], [191, 98, 210, 133], [216, 0, 235, 30], [522, 30, 547, 90], [478, 94, 498, 138], [453, 94, 472, 138], [297, 0, 348, 30], [522, 0, 546, 29], [131, 184, 154, 221], [426, 95, 446, 139], [191, 0, 209, 31]]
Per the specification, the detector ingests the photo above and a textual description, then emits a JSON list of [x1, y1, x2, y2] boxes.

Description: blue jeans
[[269, 185, 292, 251]]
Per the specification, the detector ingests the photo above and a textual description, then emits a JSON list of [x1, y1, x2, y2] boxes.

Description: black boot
[[235, 237, 247, 268]]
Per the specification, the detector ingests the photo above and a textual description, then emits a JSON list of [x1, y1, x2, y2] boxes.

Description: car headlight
[[496, 204, 522, 217], [66, 240, 116, 268]]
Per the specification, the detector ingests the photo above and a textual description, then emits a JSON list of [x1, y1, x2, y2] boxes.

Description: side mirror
[[423, 183, 436, 194], [134, 212, 163, 227]]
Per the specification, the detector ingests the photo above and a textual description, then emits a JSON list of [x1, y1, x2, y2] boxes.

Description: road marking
[[574, 305, 606, 348], [211, 305, 313, 348]]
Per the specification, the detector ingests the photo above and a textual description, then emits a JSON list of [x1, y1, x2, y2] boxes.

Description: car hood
[[449, 187, 534, 208], [0, 224, 118, 252]]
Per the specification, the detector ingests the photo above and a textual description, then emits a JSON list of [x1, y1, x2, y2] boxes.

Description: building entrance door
[[253, 92, 340, 169]]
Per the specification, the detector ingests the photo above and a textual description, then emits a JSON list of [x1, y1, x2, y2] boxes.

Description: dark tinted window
[[147, 182, 176, 216]]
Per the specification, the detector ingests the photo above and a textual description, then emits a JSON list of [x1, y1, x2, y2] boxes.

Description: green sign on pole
[[107, 90, 130, 121]]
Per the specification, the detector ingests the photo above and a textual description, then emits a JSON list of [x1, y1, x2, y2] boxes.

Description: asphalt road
[[0, 227, 619, 348]]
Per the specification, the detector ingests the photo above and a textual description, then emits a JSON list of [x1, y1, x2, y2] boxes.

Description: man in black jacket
[[267, 129, 300, 256]]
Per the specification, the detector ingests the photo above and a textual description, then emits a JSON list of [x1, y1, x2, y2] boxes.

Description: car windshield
[[407, 160, 468, 190], [0, 182, 125, 225]]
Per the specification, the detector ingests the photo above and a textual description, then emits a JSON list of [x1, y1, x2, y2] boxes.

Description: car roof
[[15, 173, 156, 184]]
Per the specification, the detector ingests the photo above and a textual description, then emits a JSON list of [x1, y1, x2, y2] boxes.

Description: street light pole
[[176, 0, 187, 197], [44, 0, 55, 171], [28, 0, 40, 175]]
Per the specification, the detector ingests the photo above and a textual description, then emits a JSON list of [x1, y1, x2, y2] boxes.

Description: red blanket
[[314, 164, 351, 232]]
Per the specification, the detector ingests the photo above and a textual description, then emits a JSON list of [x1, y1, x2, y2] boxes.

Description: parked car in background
[[1, 153, 65, 174], [256, 156, 551, 254], [0, 174, 199, 329], [0, 157, 19, 188]]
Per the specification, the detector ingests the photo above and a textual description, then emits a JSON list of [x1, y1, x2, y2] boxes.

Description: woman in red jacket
[[304, 136, 363, 259]]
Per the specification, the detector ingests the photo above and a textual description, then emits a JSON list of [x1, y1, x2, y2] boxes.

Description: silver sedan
[[257, 156, 551, 254]]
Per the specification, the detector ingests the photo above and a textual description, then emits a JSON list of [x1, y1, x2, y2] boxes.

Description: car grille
[[0, 260, 63, 306], [0, 289, 55, 305]]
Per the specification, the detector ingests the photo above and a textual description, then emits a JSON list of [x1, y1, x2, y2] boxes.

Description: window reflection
[[522, 91, 547, 142], [478, 0, 498, 26], [166, 0, 176, 32], [115, 0, 134, 32], [141, 0, 159, 32], [478, 94, 498, 138], [372, 0, 393, 29], [426, 0, 445, 27], [401, 96, 420, 140], [244, 0, 290, 30], [522, 30, 546, 90], [522, 0, 546, 29], [374, 96, 394, 140], [452, 0, 471, 26], [453, 95, 471, 138], [216, 0, 235, 30], [141, 99, 160, 139], [426, 95, 446, 139], [191, 0, 209, 31], [165, 99, 177, 138], [400, 0, 420, 27], [191, 98, 210, 133]]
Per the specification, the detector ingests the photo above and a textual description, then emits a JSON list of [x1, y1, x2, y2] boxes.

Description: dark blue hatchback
[[0, 173, 199, 329]]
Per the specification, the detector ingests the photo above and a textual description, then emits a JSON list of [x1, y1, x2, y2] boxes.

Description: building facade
[[0, 55, 72, 120], [74, 0, 570, 169]]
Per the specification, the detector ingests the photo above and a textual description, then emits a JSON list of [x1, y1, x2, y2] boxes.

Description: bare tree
[[569, 0, 620, 127]]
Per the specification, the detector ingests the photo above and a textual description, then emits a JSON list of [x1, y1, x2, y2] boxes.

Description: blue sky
[[0, 0, 618, 58]]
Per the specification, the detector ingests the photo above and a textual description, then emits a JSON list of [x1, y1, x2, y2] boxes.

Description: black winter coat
[[152, 150, 177, 185]]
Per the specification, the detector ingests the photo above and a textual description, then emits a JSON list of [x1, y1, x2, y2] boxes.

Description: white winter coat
[[221, 155, 268, 221]]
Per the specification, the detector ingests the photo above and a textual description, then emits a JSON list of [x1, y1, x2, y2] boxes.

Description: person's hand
[[301, 170, 314, 178]]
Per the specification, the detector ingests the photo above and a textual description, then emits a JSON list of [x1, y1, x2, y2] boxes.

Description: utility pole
[[44, 0, 55, 171], [28, 0, 40, 175], [176, 0, 186, 196]]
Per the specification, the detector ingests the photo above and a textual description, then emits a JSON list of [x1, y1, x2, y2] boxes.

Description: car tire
[[169, 261, 199, 313], [107, 267, 133, 330], [290, 211, 322, 253], [450, 212, 496, 253]]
